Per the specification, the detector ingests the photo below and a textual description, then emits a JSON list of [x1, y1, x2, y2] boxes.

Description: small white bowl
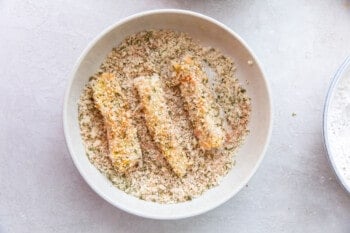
[[63, 9, 272, 219]]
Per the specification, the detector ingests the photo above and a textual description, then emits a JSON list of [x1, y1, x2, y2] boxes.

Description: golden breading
[[92, 73, 142, 173], [173, 57, 225, 150], [134, 74, 189, 177]]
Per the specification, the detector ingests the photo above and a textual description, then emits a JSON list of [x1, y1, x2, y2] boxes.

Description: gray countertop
[[1, 0, 350, 232]]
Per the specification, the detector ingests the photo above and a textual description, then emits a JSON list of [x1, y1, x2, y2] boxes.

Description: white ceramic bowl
[[63, 9, 272, 219], [323, 56, 350, 194]]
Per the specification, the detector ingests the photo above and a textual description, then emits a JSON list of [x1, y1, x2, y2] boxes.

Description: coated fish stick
[[134, 74, 188, 177], [173, 57, 225, 150], [92, 73, 142, 173]]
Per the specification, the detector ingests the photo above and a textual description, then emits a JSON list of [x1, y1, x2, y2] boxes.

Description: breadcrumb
[[78, 30, 251, 203]]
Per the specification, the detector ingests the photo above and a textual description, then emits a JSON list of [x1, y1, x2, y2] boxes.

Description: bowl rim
[[323, 55, 350, 194], [63, 9, 273, 219]]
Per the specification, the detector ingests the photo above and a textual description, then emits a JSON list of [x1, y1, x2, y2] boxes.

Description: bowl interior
[[64, 10, 272, 219]]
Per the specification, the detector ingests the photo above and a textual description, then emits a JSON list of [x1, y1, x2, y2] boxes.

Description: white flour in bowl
[[328, 70, 350, 184]]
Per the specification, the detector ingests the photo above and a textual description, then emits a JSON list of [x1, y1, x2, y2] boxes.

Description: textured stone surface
[[1, 0, 350, 232]]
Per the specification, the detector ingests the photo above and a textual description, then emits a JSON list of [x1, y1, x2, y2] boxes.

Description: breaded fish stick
[[173, 57, 225, 150], [92, 73, 142, 173], [134, 74, 188, 177]]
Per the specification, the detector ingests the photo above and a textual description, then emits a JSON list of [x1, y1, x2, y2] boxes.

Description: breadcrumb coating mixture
[[78, 30, 251, 203]]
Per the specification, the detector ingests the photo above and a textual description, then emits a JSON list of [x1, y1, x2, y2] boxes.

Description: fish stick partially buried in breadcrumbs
[[173, 56, 225, 150], [91, 73, 142, 173], [134, 74, 189, 177]]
